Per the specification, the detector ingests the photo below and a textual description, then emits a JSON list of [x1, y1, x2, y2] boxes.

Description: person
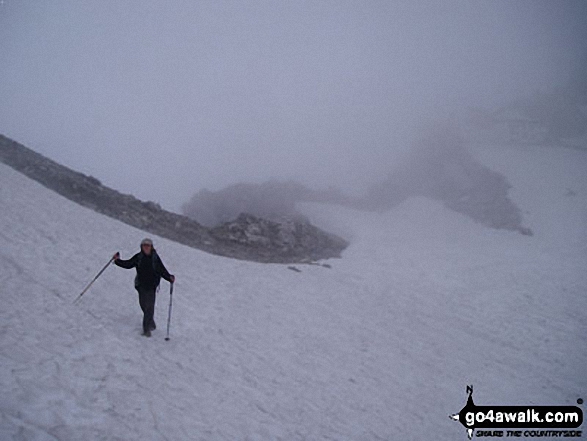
[[114, 238, 175, 337]]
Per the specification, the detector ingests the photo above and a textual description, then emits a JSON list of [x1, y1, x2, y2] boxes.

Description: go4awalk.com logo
[[450, 385, 583, 439]]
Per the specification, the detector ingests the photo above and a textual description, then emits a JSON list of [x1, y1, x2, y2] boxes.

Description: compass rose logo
[[450, 384, 476, 439], [450, 384, 583, 439]]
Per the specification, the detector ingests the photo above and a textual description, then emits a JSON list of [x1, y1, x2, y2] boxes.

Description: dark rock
[[182, 180, 357, 227], [0, 134, 347, 263], [362, 124, 532, 235], [210, 213, 348, 262]]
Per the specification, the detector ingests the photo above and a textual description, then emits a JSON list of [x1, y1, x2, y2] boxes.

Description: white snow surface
[[0, 144, 586, 440]]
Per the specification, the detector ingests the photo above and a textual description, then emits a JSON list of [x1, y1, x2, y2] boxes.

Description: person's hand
[[113, 252, 120, 261], [170, 275, 176, 284]]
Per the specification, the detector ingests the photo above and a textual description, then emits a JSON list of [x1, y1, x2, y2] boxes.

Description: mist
[[1, 0, 585, 211]]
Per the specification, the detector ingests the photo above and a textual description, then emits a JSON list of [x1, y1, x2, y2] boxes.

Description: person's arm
[[114, 253, 138, 269], [157, 256, 175, 283]]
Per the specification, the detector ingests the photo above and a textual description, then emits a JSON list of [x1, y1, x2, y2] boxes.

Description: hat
[[140, 238, 153, 246]]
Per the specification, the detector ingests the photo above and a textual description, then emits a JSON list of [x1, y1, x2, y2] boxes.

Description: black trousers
[[136, 286, 156, 332]]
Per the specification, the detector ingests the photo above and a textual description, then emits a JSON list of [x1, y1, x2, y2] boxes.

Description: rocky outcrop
[[210, 213, 349, 262], [182, 180, 355, 227], [0, 135, 348, 263], [182, 125, 532, 236], [361, 125, 533, 235]]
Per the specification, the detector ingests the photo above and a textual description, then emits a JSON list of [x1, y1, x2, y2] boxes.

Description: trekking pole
[[73, 256, 115, 304], [165, 282, 174, 341]]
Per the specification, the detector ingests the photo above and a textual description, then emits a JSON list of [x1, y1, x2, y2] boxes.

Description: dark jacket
[[115, 250, 172, 290]]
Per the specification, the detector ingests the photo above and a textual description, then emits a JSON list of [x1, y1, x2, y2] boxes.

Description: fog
[[0, 0, 585, 212]]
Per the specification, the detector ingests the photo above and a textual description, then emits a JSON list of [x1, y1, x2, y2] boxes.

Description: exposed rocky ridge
[[182, 180, 354, 227], [0, 135, 348, 263], [182, 126, 532, 236], [210, 213, 349, 262], [361, 125, 533, 235]]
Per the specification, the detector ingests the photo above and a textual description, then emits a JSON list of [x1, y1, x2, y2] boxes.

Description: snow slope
[[0, 144, 586, 440]]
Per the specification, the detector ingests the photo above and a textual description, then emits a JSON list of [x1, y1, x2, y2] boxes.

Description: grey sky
[[1, 1, 585, 211]]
